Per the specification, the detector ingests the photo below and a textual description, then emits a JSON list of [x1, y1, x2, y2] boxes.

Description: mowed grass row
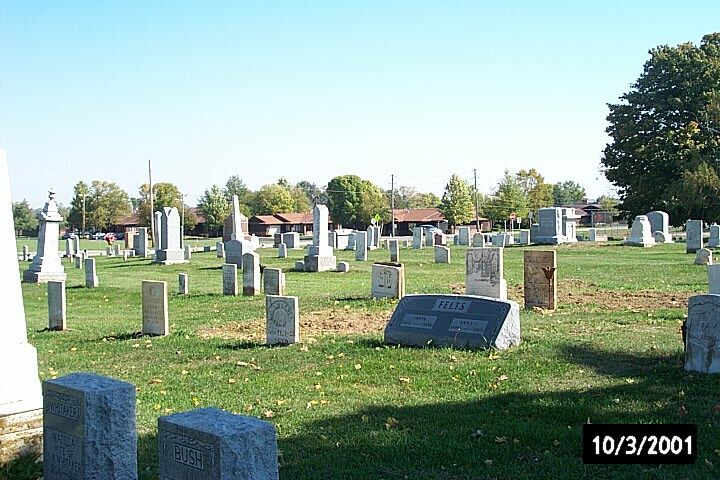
[[4, 240, 716, 480]]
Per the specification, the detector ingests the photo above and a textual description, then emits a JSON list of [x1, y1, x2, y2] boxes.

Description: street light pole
[[82, 193, 86, 234]]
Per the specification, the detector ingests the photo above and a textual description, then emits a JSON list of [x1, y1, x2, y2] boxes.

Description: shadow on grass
[[276, 345, 710, 480], [199, 266, 223, 271], [218, 340, 268, 350], [138, 431, 158, 479], [0, 452, 42, 480]]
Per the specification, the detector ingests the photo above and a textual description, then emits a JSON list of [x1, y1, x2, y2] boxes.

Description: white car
[[92, 232, 106, 240]]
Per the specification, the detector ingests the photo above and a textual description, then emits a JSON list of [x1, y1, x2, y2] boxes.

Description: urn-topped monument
[[23, 188, 66, 283]]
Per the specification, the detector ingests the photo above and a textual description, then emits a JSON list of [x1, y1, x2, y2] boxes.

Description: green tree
[[288, 186, 311, 212], [676, 162, 720, 220], [138, 182, 186, 227], [485, 171, 528, 223], [326, 175, 388, 229], [67, 181, 90, 230], [516, 169, 553, 218], [439, 174, 474, 227], [86, 180, 132, 230], [12, 200, 37, 236], [252, 184, 296, 215], [408, 192, 441, 209], [296, 180, 326, 205], [601, 33, 720, 222], [597, 195, 620, 215], [224, 175, 253, 216], [198, 185, 231, 236], [552, 181, 586, 206]]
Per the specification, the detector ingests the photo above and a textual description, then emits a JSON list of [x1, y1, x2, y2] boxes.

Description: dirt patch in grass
[[197, 308, 391, 341], [452, 281, 690, 311]]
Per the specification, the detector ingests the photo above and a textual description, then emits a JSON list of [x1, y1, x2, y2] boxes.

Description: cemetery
[[6, 224, 720, 479]]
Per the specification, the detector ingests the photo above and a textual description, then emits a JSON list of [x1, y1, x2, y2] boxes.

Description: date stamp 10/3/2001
[[582, 424, 697, 464]]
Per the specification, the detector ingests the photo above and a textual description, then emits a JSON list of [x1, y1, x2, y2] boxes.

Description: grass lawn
[[3, 239, 717, 479]]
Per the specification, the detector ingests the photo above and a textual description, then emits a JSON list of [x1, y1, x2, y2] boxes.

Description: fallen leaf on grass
[[494, 436, 507, 443], [385, 417, 399, 430]]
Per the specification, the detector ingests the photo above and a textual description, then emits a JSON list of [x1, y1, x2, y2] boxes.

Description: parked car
[[418, 224, 442, 236], [114, 232, 125, 240], [92, 232, 106, 240], [61, 232, 77, 239]]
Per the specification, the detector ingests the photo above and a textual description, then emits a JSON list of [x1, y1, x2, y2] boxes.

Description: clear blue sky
[[2, 1, 719, 208]]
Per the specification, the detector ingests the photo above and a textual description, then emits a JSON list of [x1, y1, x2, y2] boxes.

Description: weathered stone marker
[[142, 280, 169, 336], [242, 252, 260, 295], [625, 215, 656, 247], [337, 261, 350, 273], [709, 264, 720, 295], [434, 245, 450, 264], [383, 294, 521, 350], [371, 262, 405, 300], [266, 295, 299, 345], [355, 231, 368, 261], [465, 247, 507, 300], [184, 244, 192, 261], [412, 227, 424, 249], [457, 226, 470, 246], [178, 273, 189, 295], [84, 258, 98, 288], [685, 294, 720, 373], [696, 248, 713, 266], [263, 268, 285, 296], [686, 219, 703, 254], [389, 239, 399, 262], [43, 373, 136, 480], [278, 242, 287, 258], [523, 250, 557, 310], [158, 407, 279, 480], [225, 239, 243, 266], [222, 264, 238, 296], [48, 281, 67, 331], [304, 204, 336, 272], [472, 232, 485, 247], [23, 189, 66, 283], [0, 149, 43, 462], [282, 232, 299, 249]]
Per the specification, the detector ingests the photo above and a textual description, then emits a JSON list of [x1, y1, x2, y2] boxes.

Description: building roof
[[392, 208, 445, 223], [249, 215, 285, 225], [274, 212, 314, 224]]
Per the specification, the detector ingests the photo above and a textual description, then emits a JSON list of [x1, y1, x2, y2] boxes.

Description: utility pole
[[390, 174, 395, 237], [473, 168, 480, 231], [180, 192, 186, 247], [148, 158, 154, 247]]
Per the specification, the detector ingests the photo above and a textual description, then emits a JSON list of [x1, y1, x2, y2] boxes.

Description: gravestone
[[518, 230, 530, 245], [158, 407, 279, 480], [425, 230, 435, 247], [328, 231, 337, 249], [184, 244, 192, 261], [491, 234, 506, 248], [106, 246, 112, 257], [142, 280, 169, 336], [222, 264, 238, 296], [647, 210, 672, 243], [458, 226, 470, 246], [273, 233, 282, 247], [687, 220, 704, 254], [337, 261, 350, 273], [696, 248, 713, 265], [294, 260, 305, 271], [154, 207, 186, 264], [561, 208, 580, 243], [124, 227, 137, 250], [153, 211, 163, 253], [466, 247, 507, 300], [242, 252, 260, 295], [534, 207, 565, 245], [23, 189, 66, 283], [84, 258, 98, 288], [266, 295, 299, 345], [278, 243, 287, 258], [373, 226, 382, 249], [366, 226, 377, 250], [355, 231, 368, 261], [434, 233, 446, 246], [304, 204, 336, 272], [389, 239, 400, 262], [346, 232, 356, 250], [135, 227, 149, 257], [22, 244, 29, 261], [383, 294, 521, 350], [684, 294, 720, 373], [708, 265, 720, 295], [589, 228, 608, 242], [710, 225, 720, 248], [225, 239, 243, 266], [434, 245, 450, 264], [523, 250, 557, 310], [178, 273, 189, 295], [530, 223, 539, 243], [229, 194, 247, 241], [625, 215, 656, 247], [48, 281, 66, 331], [412, 227, 424, 249], [282, 232, 300, 249], [371, 262, 405, 300], [263, 268, 285, 296], [0, 150, 43, 463], [216, 241, 225, 258], [472, 232, 485, 247], [65, 238, 75, 258], [43, 373, 136, 480], [112, 244, 120, 256], [74, 253, 84, 269]]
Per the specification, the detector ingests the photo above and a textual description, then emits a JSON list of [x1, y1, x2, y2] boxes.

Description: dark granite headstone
[[383, 294, 520, 350], [43, 373, 136, 480], [158, 407, 278, 480]]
